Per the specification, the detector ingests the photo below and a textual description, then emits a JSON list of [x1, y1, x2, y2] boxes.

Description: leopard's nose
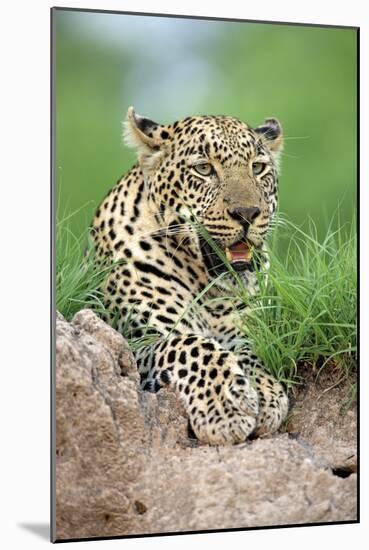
[[228, 206, 261, 225]]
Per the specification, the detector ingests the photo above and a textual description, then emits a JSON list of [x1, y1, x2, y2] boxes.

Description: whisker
[[137, 222, 197, 239], [282, 135, 311, 141]]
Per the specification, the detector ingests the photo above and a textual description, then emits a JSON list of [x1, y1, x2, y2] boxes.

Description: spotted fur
[[91, 107, 288, 445]]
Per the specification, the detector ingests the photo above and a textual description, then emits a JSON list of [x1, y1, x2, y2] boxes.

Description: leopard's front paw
[[187, 358, 259, 445], [250, 368, 289, 436]]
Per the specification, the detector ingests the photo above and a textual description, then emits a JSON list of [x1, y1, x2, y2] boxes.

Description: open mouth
[[225, 241, 254, 264], [200, 237, 259, 277]]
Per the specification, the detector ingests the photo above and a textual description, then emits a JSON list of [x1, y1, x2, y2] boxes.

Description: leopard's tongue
[[225, 241, 253, 263]]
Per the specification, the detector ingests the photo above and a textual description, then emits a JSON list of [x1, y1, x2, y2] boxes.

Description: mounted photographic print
[[51, 6, 358, 543]]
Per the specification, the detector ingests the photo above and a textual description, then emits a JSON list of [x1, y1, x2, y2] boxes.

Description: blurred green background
[[54, 10, 357, 241]]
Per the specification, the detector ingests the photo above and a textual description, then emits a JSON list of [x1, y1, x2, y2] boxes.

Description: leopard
[[91, 106, 289, 445]]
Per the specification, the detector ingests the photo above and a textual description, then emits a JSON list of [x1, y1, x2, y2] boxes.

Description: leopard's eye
[[193, 162, 213, 177], [252, 162, 266, 176]]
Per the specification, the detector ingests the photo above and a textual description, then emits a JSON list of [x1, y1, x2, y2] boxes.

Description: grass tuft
[[56, 213, 115, 321], [238, 217, 357, 385]]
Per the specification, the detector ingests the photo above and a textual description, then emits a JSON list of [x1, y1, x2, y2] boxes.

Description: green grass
[[56, 212, 114, 321], [237, 217, 357, 385], [56, 212, 357, 386]]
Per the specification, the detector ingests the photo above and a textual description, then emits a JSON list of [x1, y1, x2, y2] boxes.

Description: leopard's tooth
[[225, 247, 233, 262], [245, 247, 254, 261]]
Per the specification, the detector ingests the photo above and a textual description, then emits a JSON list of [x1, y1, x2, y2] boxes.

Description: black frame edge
[[50, 6, 57, 544], [356, 26, 360, 524], [51, 5, 359, 31]]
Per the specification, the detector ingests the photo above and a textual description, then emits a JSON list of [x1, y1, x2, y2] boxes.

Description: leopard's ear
[[255, 118, 283, 155], [123, 107, 172, 160]]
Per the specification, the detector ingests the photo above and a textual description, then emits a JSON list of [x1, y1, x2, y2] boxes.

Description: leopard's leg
[[236, 348, 289, 435], [134, 334, 259, 445]]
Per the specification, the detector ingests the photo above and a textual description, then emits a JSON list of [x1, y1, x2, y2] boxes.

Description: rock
[[286, 364, 357, 473], [55, 310, 357, 541]]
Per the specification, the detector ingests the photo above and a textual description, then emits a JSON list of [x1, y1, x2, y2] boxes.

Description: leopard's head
[[124, 107, 283, 278]]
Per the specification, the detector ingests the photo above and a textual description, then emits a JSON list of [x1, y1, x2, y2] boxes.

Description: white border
[[1, 1, 366, 548]]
